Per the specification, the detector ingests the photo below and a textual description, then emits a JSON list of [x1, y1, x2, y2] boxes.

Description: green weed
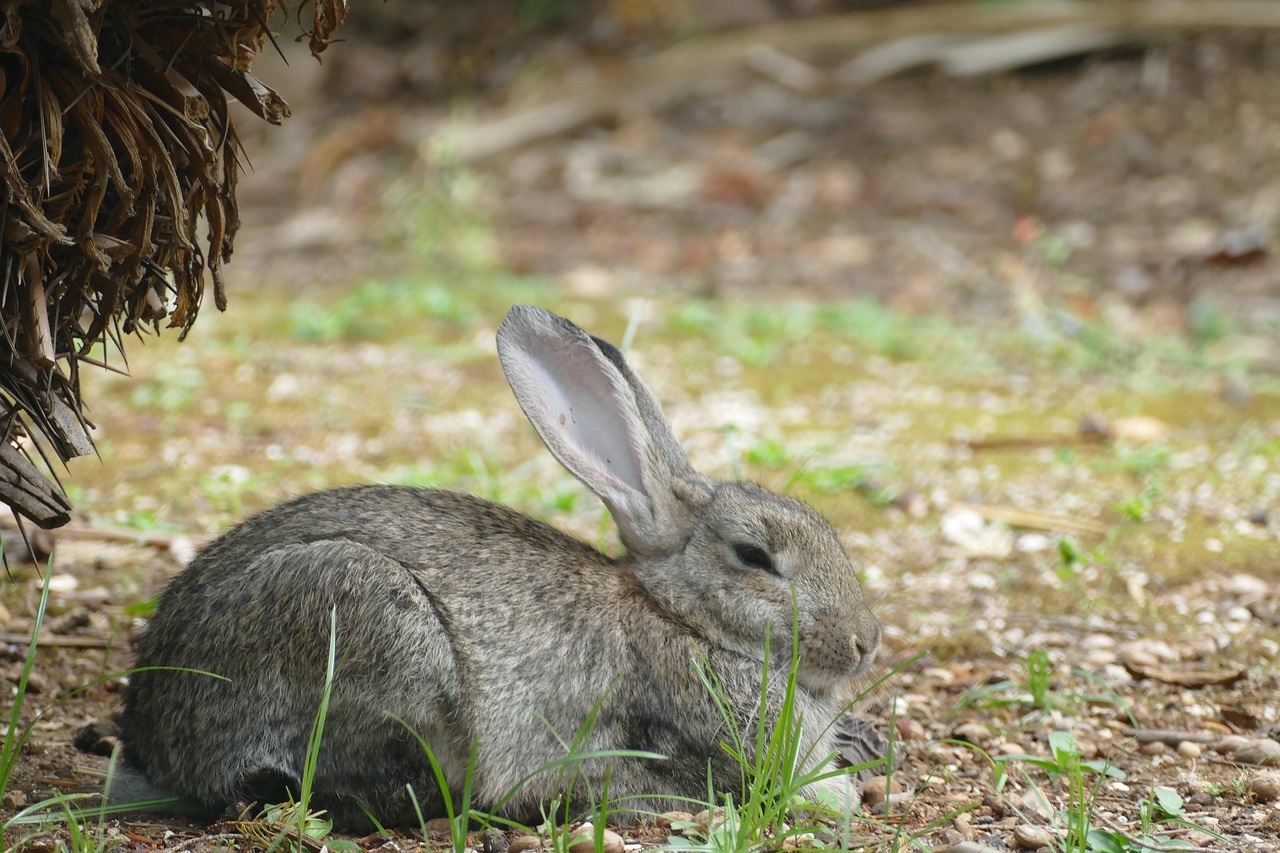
[[128, 362, 203, 413], [198, 465, 260, 519], [671, 620, 870, 852], [744, 437, 790, 470], [1054, 535, 1119, 584], [955, 649, 1081, 717], [4, 793, 117, 853], [238, 607, 344, 853], [992, 736, 1229, 853], [289, 278, 482, 343], [1077, 783, 1231, 852], [391, 161, 497, 274], [298, 608, 339, 833], [1113, 480, 1163, 524], [393, 682, 662, 853], [232, 802, 356, 853], [1188, 296, 1232, 349], [791, 463, 898, 506], [1203, 776, 1249, 799], [406, 735, 478, 853], [1, 632, 127, 852], [1112, 445, 1172, 478], [1, 563, 53, 799], [667, 298, 987, 370], [113, 510, 176, 533], [986, 730, 1119, 852]]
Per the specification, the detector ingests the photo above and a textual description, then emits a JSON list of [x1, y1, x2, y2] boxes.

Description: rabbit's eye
[[733, 543, 776, 573]]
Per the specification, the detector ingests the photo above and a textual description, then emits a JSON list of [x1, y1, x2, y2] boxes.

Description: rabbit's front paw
[[807, 771, 861, 814]]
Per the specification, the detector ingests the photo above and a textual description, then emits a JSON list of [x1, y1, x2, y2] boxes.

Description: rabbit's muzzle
[[794, 605, 881, 698]]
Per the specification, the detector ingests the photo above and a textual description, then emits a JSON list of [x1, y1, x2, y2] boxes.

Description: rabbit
[[116, 304, 882, 830]]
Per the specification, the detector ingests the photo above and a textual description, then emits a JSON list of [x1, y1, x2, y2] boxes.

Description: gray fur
[[119, 305, 881, 830]]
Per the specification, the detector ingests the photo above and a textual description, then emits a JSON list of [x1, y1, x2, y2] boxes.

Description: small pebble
[[896, 717, 926, 741], [656, 811, 694, 829], [1182, 778, 1216, 794], [952, 812, 978, 841], [1225, 574, 1270, 596], [482, 828, 509, 853], [11, 670, 51, 694], [1014, 533, 1050, 553], [1249, 773, 1280, 803], [1083, 648, 1117, 666], [1112, 415, 1168, 442], [1226, 605, 1253, 622], [1215, 735, 1252, 754], [862, 775, 903, 809], [47, 609, 90, 635], [3, 790, 27, 809], [47, 574, 78, 593], [599, 830, 626, 853], [508, 835, 542, 853], [1012, 824, 1055, 849], [923, 667, 956, 685], [1018, 790, 1053, 821], [868, 792, 913, 816], [952, 722, 992, 747], [567, 825, 623, 853], [1139, 741, 1169, 756], [1235, 740, 1280, 766], [1177, 741, 1202, 759]]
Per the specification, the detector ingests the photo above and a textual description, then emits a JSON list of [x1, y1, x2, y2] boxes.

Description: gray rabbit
[[117, 305, 882, 829]]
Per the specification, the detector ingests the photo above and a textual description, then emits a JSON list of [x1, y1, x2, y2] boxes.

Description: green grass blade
[[1, 560, 54, 796]]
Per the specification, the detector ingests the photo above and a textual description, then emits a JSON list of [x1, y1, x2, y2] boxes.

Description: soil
[[3, 16, 1280, 853]]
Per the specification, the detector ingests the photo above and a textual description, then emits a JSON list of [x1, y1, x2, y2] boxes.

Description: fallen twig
[[0, 633, 113, 648], [45, 523, 213, 550], [1092, 810, 1219, 853], [963, 434, 1109, 451], [431, 0, 1280, 163], [1122, 662, 1248, 688], [1122, 728, 1222, 745], [950, 501, 1108, 536]]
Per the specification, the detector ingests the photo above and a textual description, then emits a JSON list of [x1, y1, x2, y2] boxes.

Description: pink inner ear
[[529, 356, 646, 498]]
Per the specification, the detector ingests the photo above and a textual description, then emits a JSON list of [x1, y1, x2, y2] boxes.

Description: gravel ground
[[4, 24, 1280, 853]]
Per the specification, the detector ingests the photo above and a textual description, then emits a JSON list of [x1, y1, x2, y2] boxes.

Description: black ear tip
[[589, 334, 626, 369]]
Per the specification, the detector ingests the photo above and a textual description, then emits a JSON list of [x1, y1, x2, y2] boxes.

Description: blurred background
[[59, 1, 1278, 547]]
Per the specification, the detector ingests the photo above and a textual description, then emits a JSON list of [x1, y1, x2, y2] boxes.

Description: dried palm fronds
[[0, 0, 347, 528]]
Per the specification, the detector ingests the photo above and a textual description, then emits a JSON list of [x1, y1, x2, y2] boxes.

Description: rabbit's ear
[[497, 305, 707, 555]]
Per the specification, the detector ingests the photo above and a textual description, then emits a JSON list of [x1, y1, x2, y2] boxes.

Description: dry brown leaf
[[306, 0, 349, 56], [1122, 661, 1247, 688], [206, 58, 290, 124], [0, 1, 346, 526], [49, 0, 102, 77]]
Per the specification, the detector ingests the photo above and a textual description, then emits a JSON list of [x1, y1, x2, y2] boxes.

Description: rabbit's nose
[[853, 618, 881, 662]]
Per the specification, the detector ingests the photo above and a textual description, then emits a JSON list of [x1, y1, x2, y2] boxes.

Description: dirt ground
[[3, 15, 1280, 853]]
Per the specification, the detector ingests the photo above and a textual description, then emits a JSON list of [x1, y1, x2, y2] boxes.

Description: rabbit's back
[[121, 486, 622, 824]]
